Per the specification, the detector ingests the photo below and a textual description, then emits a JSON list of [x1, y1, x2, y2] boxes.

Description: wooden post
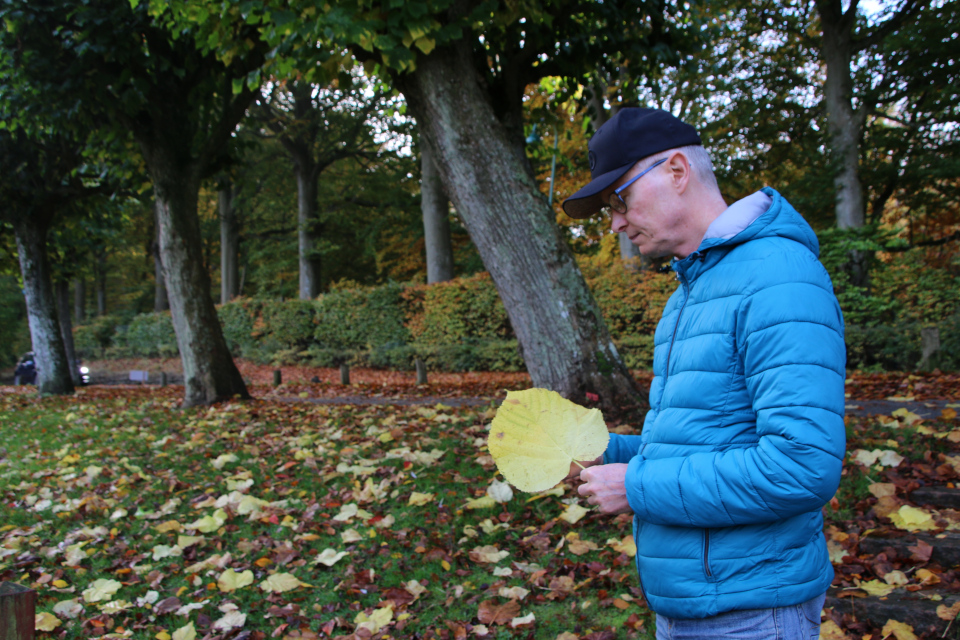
[[272, 369, 282, 387], [415, 358, 428, 385], [339, 363, 350, 385], [0, 582, 36, 640]]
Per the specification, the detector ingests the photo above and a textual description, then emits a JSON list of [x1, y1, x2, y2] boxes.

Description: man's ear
[[666, 151, 691, 194]]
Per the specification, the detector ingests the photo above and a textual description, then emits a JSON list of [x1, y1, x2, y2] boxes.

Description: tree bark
[[420, 138, 454, 283], [395, 40, 642, 415], [153, 200, 169, 312], [73, 278, 85, 325], [147, 155, 249, 407], [219, 184, 240, 304], [295, 157, 322, 300], [56, 279, 81, 386], [816, 0, 869, 285], [94, 249, 107, 315], [13, 214, 74, 395]]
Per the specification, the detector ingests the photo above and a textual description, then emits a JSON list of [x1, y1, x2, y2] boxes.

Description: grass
[[0, 387, 652, 640]]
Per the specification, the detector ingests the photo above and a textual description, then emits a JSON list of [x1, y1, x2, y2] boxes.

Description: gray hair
[[635, 144, 720, 192]]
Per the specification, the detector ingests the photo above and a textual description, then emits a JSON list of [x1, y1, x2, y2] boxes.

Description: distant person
[[14, 352, 37, 385], [562, 108, 846, 639]]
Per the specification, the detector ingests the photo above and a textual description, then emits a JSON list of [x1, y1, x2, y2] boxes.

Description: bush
[[404, 273, 513, 344], [218, 298, 264, 358], [113, 312, 178, 358], [315, 283, 410, 350], [74, 315, 124, 359]]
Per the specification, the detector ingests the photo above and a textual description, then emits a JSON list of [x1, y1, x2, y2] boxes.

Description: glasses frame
[[606, 157, 668, 214]]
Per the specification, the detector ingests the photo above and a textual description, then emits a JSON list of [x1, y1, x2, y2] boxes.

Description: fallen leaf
[[559, 503, 590, 524], [171, 622, 196, 640], [403, 580, 428, 598], [556, 633, 580, 640], [217, 569, 254, 593], [937, 601, 960, 620], [212, 610, 246, 632], [469, 545, 509, 564], [916, 568, 941, 585], [856, 580, 896, 597], [487, 388, 608, 492], [881, 619, 917, 640], [819, 620, 849, 640], [883, 570, 909, 586], [82, 578, 122, 603], [408, 492, 435, 506], [260, 572, 302, 593], [867, 482, 897, 499], [465, 495, 497, 509], [52, 599, 83, 619], [498, 586, 530, 600], [355, 606, 393, 634], [888, 505, 938, 531], [908, 538, 933, 562], [487, 479, 513, 504], [314, 549, 349, 567], [34, 612, 61, 632], [510, 612, 535, 628], [606, 536, 636, 557], [477, 599, 520, 625]]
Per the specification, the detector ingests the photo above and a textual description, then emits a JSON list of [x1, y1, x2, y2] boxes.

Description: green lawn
[[0, 387, 651, 640]]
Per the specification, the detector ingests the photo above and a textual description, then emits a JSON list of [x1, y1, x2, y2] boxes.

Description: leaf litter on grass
[[0, 387, 648, 639]]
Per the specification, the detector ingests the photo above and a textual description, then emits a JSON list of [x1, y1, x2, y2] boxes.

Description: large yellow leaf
[[488, 389, 608, 492], [34, 612, 61, 632], [259, 572, 302, 593]]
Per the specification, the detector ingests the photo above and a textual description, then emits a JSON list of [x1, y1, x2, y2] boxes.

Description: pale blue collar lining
[[702, 191, 772, 241]]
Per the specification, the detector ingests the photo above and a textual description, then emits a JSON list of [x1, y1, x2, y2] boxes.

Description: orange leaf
[[612, 598, 630, 610]]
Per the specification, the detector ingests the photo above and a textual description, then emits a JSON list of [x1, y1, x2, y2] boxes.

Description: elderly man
[[562, 108, 846, 639]]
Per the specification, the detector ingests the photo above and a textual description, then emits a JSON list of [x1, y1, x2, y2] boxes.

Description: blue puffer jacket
[[605, 188, 846, 619]]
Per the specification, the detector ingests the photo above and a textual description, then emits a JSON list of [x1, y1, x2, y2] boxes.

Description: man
[[562, 108, 846, 639]]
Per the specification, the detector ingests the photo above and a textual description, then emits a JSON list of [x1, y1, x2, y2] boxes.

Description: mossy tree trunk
[[396, 40, 642, 415]]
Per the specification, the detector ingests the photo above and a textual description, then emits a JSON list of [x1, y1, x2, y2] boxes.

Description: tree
[[1, 0, 265, 405], [210, 0, 702, 413], [252, 75, 401, 299], [0, 129, 83, 395], [419, 136, 455, 283]]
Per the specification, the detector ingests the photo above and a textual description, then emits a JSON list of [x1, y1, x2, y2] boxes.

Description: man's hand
[[578, 464, 632, 515]]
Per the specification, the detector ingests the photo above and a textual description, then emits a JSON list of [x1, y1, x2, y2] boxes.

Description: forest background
[[1, 0, 958, 393]]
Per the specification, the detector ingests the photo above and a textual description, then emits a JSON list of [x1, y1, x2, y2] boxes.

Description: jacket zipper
[[664, 270, 690, 382], [703, 529, 712, 578]]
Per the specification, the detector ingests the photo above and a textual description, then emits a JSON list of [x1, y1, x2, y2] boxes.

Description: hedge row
[[73, 268, 959, 372]]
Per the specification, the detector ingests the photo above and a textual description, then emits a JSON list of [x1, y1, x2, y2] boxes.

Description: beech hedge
[[72, 267, 959, 372]]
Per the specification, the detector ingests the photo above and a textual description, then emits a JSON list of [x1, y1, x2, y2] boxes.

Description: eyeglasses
[[605, 158, 667, 214]]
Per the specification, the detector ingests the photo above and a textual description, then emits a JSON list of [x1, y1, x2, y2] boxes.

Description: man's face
[[600, 157, 690, 259]]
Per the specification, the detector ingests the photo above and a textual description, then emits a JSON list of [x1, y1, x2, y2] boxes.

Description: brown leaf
[[907, 538, 933, 563], [611, 598, 629, 610], [154, 596, 182, 615], [477, 600, 520, 625], [380, 587, 416, 607]]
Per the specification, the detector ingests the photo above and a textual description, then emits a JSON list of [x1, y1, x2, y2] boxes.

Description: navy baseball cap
[[562, 108, 702, 219]]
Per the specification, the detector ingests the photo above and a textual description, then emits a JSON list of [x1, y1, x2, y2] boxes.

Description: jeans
[[655, 592, 826, 640]]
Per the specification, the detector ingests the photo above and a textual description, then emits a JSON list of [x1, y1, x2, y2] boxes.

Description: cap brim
[[561, 161, 635, 219]]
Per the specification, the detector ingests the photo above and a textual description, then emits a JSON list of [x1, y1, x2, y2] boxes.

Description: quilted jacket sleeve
[[623, 254, 847, 528]]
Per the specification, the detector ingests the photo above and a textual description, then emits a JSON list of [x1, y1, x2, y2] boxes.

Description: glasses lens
[[610, 194, 626, 214]]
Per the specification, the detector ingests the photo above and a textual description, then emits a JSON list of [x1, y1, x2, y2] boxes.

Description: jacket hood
[[673, 187, 820, 279]]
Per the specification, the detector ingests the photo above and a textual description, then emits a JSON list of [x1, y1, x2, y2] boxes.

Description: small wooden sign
[[0, 582, 36, 640]]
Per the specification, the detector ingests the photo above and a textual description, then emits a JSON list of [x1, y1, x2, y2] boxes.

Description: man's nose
[[610, 211, 627, 234]]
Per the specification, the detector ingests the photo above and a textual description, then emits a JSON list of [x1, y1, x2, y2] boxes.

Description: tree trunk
[[295, 158, 322, 300], [94, 249, 107, 315], [420, 138, 454, 283], [150, 159, 249, 406], [219, 184, 240, 304], [13, 215, 74, 395], [817, 0, 869, 286], [56, 279, 81, 386], [73, 278, 85, 325], [395, 40, 642, 415], [153, 200, 170, 312]]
